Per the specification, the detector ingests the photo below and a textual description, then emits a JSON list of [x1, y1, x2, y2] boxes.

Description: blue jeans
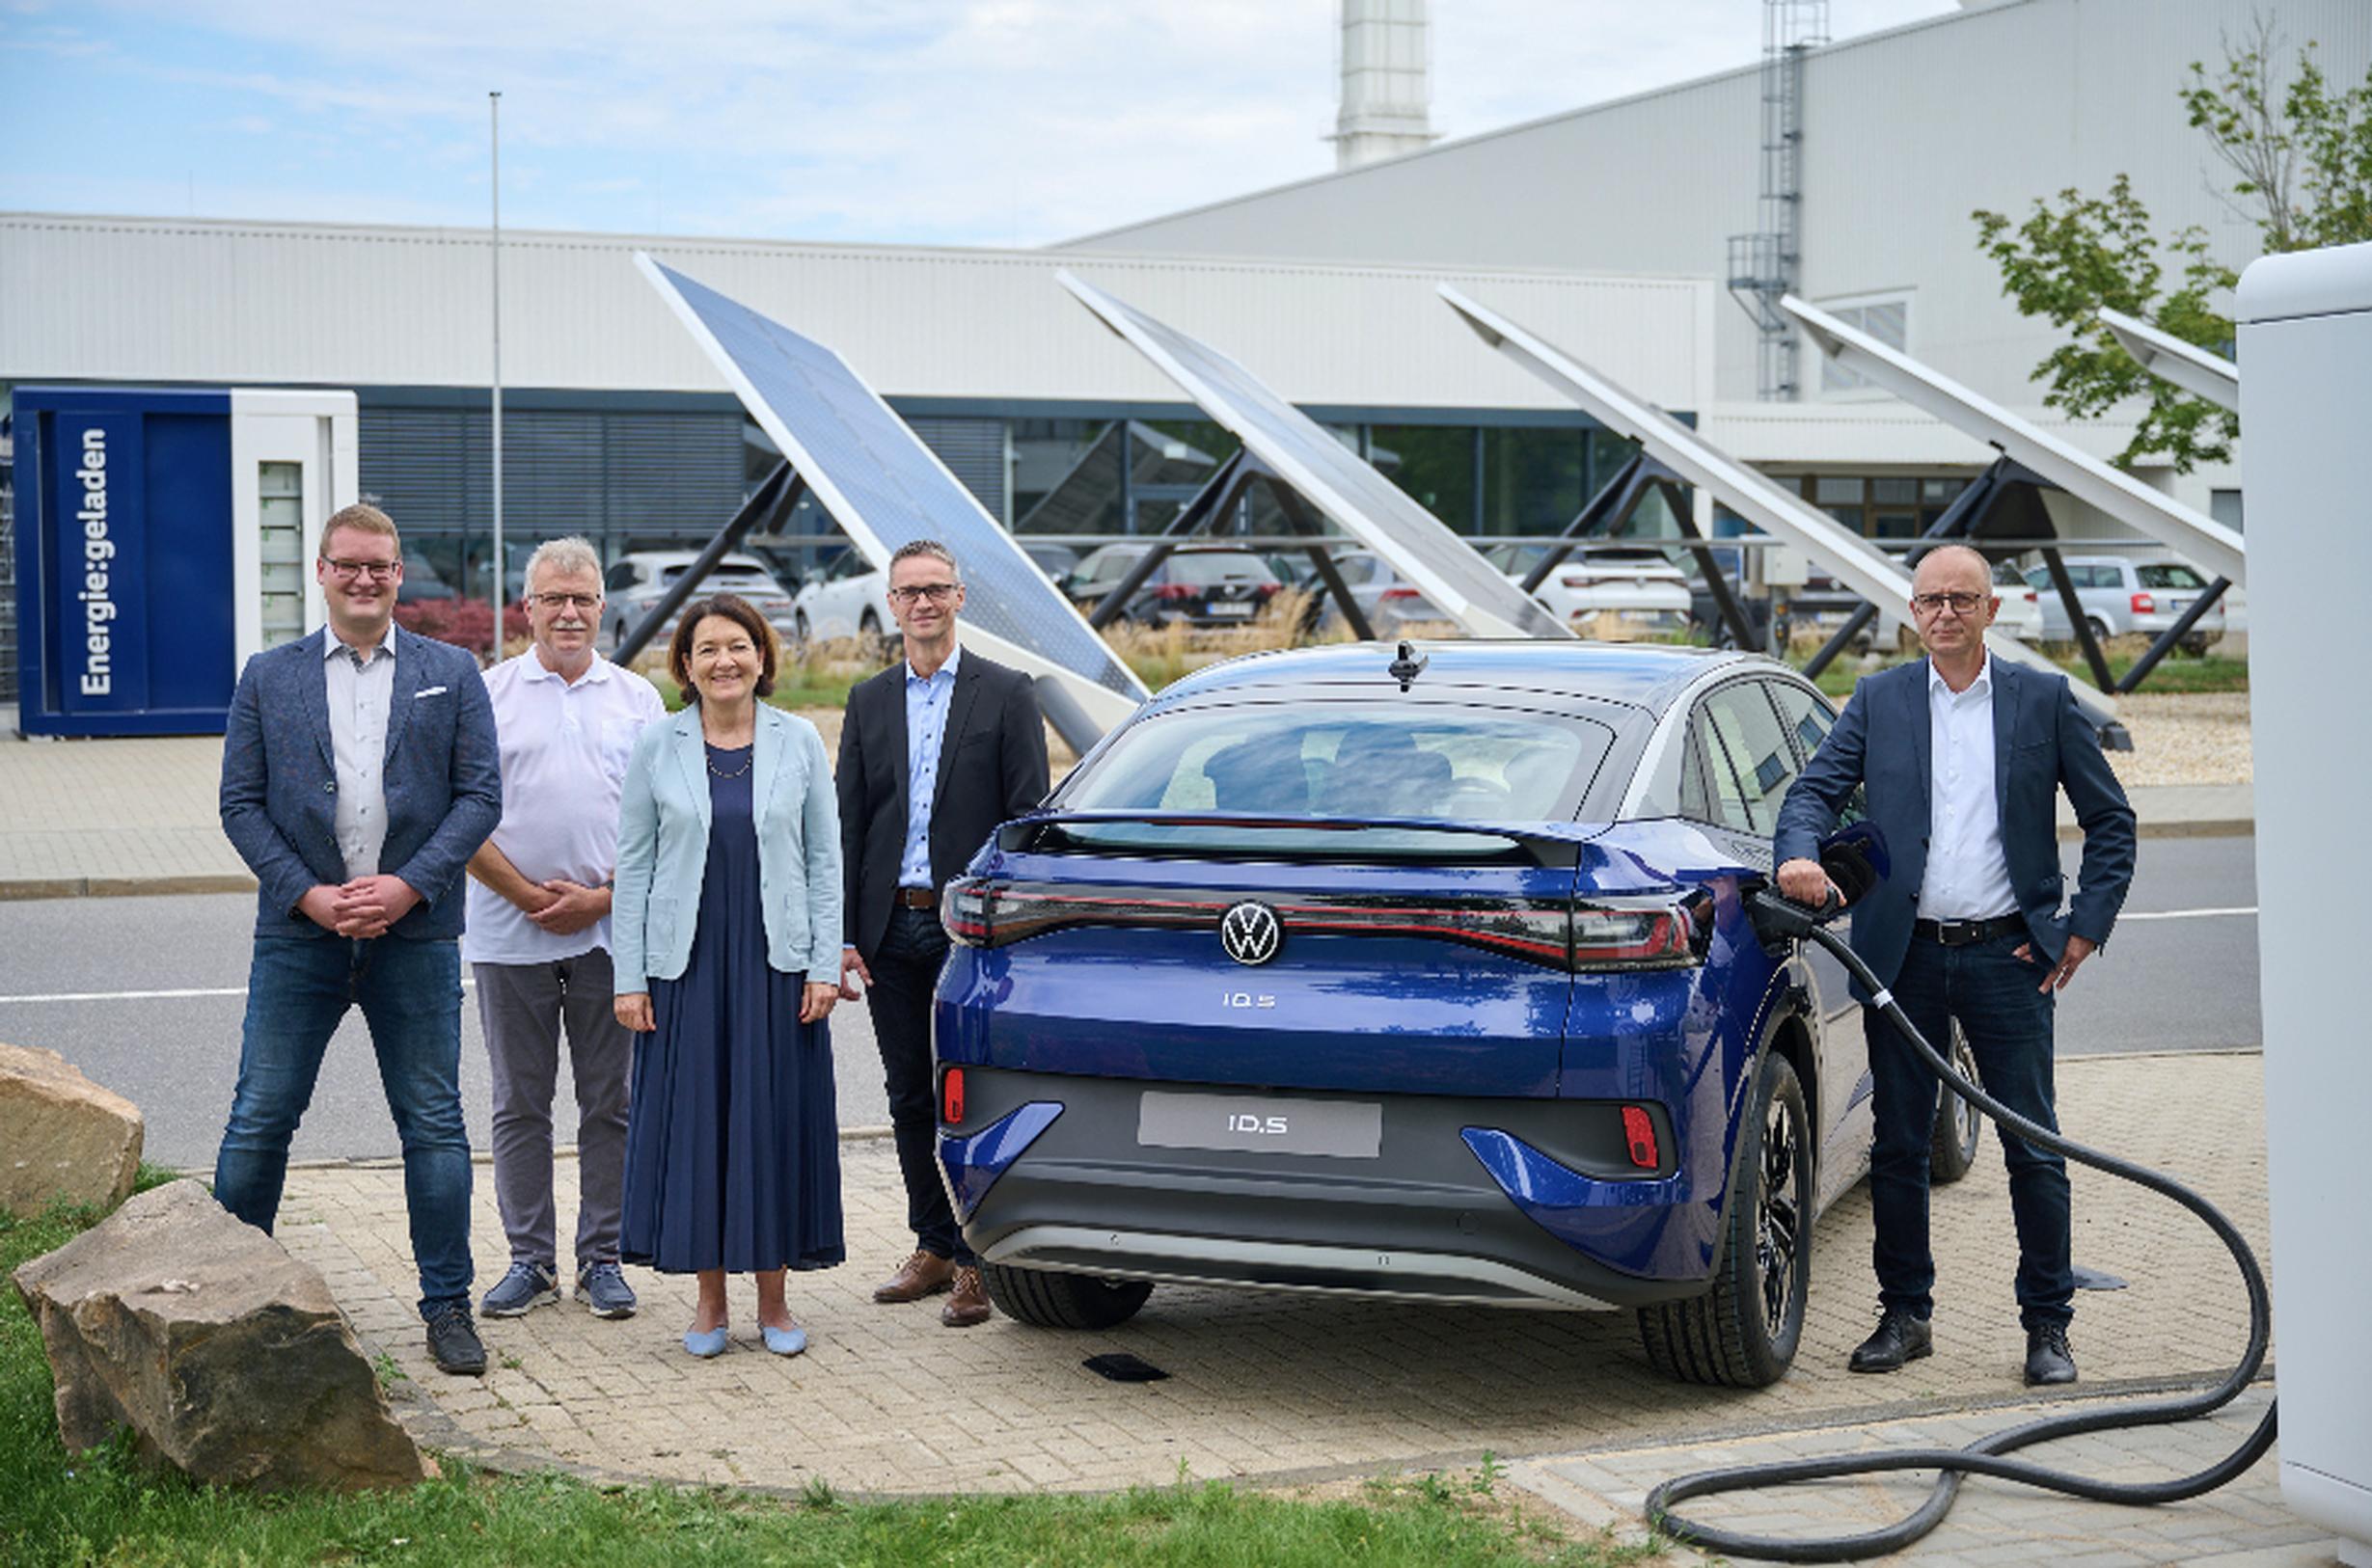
[[1865, 930, 2074, 1330], [214, 933, 474, 1317]]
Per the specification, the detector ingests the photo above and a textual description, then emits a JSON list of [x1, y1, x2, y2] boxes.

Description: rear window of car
[[1166, 554, 1276, 587], [2137, 563, 2208, 590], [1050, 701, 1616, 852]]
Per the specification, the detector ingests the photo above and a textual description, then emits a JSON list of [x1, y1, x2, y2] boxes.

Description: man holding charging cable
[[1774, 543, 2135, 1388]]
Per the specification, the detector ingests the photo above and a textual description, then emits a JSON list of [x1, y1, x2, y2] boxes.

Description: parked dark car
[[1063, 544, 1283, 628], [931, 640, 1978, 1387]]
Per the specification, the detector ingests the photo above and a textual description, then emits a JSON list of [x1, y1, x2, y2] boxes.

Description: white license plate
[[1137, 1091, 1381, 1158], [1205, 601, 1256, 617], [2166, 599, 2190, 614]]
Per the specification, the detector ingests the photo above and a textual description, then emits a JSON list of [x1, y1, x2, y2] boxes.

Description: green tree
[[1972, 19, 2372, 472]]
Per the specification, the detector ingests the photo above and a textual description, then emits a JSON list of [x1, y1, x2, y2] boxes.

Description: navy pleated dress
[[619, 743, 845, 1275]]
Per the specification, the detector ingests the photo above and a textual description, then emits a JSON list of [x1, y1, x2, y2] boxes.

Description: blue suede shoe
[[682, 1324, 729, 1359], [576, 1261, 638, 1320], [479, 1261, 559, 1318], [759, 1323, 808, 1357]]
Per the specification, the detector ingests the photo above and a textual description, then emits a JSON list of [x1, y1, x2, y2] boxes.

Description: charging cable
[[1645, 889, 2278, 1562]]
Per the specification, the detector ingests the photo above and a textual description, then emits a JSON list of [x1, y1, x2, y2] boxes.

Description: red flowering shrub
[[394, 599, 531, 657]]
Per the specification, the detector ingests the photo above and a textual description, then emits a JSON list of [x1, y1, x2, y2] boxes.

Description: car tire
[[980, 1264, 1154, 1330], [1635, 1050, 1811, 1388], [858, 609, 886, 658], [2085, 614, 2112, 644], [793, 610, 810, 646], [1928, 1019, 1985, 1186]]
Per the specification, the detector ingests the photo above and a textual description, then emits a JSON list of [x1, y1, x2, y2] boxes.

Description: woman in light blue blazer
[[611, 594, 845, 1359]]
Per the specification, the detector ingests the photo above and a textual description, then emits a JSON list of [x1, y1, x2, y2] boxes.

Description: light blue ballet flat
[[683, 1324, 729, 1359], [760, 1324, 808, 1358]]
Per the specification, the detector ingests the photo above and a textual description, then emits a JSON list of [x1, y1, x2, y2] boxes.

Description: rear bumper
[[941, 1067, 1710, 1312]]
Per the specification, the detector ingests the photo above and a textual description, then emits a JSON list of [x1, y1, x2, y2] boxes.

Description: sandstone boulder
[[11, 1178, 432, 1491], [0, 1041, 145, 1218]]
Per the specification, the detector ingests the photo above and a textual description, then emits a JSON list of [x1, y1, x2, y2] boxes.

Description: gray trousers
[[474, 949, 632, 1271]]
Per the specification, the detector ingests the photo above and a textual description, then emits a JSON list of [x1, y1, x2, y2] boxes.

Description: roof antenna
[[1388, 640, 1429, 691]]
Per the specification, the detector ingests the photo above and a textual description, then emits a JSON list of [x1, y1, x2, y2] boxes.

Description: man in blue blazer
[[1775, 543, 2135, 1388], [215, 503, 503, 1375]]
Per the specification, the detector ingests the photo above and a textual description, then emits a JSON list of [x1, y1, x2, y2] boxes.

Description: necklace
[[704, 743, 753, 779]]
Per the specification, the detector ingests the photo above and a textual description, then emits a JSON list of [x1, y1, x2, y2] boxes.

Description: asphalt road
[[0, 835, 2259, 1170]]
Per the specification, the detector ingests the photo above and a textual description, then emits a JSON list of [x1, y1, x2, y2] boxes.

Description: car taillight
[[1153, 582, 1197, 601], [1559, 574, 1600, 589], [1255, 581, 1279, 597], [1379, 586, 1420, 602], [940, 877, 1706, 972], [2021, 589, 2037, 603], [1621, 1105, 1659, 1170], [941, 1067, 966, 1126], [2132, 592, 2155, 614]]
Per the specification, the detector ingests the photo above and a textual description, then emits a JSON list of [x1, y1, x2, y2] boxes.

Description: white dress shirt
[[1916, 653, 2019, 922], [461, 647, 668, 965], [322, 624, 395, 882]]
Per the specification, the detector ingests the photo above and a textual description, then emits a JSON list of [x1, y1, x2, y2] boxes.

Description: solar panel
[[1784, 295, 2247, 586], [638, 257, 1149, 734], [2099, 306, 2241, 412], [1438, 284, 2123, 734], [1056, 271, 1569, 641]]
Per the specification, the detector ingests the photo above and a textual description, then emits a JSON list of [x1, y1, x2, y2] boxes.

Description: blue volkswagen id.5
[[934, 641, 1977, 1385]]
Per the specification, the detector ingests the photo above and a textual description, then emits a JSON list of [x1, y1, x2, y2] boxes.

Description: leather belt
[[894, 886, 939, 910], [1913, 913, 2025, 947]]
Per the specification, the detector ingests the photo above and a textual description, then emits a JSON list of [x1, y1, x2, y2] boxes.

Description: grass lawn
[[3, 1183, 1656, 1567]]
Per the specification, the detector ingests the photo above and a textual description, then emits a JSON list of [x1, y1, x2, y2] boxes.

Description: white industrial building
[[7, 0, 2364, 680]]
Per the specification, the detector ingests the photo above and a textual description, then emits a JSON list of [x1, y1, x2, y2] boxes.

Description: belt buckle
[[1938, 919, 1977, 946]]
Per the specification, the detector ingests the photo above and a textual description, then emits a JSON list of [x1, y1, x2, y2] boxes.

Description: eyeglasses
[[1911, 591, 1989, 616], [322, 557, 401, 581], [530, 592, 600, 611], [887, 582, 960, 605]]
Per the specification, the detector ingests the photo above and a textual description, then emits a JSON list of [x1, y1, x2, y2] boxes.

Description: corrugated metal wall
[[359, 406, 744, 539], [907, 418, 1009, 522], [0, 221, 1711, 416]]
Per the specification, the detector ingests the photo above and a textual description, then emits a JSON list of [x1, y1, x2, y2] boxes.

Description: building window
[[257, 462, 308, 649], [2211, 489, 2244, 533], [1370, 425, 1475, 531], [1816, 293, 1912, 396], [1480, 428, 1588, 537]]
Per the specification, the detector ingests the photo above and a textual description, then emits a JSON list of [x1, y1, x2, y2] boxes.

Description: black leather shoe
[[2025, 1323, 2077, 1386], [1848, 1307, 1933, 1373], [425, 1302, 487, 1376]]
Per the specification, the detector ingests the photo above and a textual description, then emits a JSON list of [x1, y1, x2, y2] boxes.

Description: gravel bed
[[2108, 691, 2252, 787]]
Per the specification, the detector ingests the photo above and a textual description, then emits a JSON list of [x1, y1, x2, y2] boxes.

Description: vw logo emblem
[[1219, 902, 1282, 966]]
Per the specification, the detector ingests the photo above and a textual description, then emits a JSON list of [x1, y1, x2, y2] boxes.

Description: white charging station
[[2237, 239, 2372, 1564]]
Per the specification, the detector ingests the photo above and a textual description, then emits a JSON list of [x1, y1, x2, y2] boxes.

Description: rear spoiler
[[996, 809, 1654, 879]]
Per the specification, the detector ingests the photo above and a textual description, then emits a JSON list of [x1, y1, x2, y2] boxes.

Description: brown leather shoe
[[941, 1265, 992, 1328], [872, 1250, 956, 1304]]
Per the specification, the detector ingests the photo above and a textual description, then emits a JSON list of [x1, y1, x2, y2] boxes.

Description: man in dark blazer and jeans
[[838, 539, 1049, 1327], [216, 502, 503, 1375], [1775, 543, 2134, 1388]]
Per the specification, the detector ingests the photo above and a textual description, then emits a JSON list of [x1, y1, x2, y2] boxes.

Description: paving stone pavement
[[1513, 1387, 2343, 1565], [271, 1051, 2305, 1546]]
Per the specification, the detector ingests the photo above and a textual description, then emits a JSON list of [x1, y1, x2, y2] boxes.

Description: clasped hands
[[299, 875, 421, 939]]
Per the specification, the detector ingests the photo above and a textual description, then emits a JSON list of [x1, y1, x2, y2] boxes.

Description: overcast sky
[[2, 0, 1958, 247]]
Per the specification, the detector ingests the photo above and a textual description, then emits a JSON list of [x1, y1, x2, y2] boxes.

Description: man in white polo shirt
[[464, 536, 667, 1322]]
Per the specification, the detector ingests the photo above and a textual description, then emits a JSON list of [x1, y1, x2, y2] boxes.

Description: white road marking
[[2117, 906, 2257, 922], [0, 981, 478, 1005]]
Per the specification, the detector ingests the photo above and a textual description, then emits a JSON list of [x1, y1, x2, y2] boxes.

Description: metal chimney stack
[[1332, 0, 1439, 171]]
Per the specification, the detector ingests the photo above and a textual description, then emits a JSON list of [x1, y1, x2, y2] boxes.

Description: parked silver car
[[2024, 555, 2224, 653], [1312, 549, 1454, 635], [1483, 542, 1693, 631], [601, 551, 801, 655]]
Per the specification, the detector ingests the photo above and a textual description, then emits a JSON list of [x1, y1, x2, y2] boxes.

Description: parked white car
[[1482, 542, 1693, 631], [2025, 555, 2225, 653], [601, 552, 800, 655], [792, 550, 896, 647]]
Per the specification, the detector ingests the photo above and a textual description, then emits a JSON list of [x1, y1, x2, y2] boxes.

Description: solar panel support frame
[[1438, 282, 2126, 743], [1782, 294, 2247, 587]]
